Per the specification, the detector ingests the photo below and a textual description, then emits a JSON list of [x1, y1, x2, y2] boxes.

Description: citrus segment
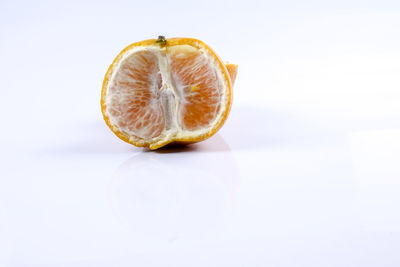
[[167, 45, 223, 131], [106, 50, 165, 139]]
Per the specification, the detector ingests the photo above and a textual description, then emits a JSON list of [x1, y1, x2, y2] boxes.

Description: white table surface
[[1, 1, 400, 266]]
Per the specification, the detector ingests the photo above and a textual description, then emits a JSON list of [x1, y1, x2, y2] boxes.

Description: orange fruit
[[101, 36, 237, 150]]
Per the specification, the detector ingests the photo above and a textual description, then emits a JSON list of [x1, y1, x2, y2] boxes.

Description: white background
[[1, 0, 400, 266]]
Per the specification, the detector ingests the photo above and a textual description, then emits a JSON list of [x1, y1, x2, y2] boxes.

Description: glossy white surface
[[1, 0, 400, 266]]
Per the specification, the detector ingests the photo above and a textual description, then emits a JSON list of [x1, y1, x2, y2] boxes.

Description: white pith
[[104, 43, 229, 148]]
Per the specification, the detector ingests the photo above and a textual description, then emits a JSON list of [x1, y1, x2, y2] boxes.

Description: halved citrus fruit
[[101, 36, 237, 149]]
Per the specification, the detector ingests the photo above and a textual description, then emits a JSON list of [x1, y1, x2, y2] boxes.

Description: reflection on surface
[[108, 135, 240, 242]]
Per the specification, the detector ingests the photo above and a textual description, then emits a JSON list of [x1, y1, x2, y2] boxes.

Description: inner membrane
[[107, 45, 223, 140]]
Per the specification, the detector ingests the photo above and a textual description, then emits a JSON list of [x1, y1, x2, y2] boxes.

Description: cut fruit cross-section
[[101, 36, 237, 149]]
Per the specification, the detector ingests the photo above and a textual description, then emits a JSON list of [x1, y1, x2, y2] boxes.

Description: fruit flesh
[[105, 44, 226, 141], [168, 45, 223, 131], [101, 38, 235, 149], [107, 49, 165, 139]]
